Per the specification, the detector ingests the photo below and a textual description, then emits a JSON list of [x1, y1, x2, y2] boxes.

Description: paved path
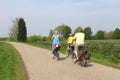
[[10, 42, 120, 80]]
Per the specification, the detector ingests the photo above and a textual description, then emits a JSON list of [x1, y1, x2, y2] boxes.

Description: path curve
[[10, 42, 120, 80]]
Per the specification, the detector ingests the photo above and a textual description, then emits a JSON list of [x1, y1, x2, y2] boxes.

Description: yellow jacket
[[73, 32, 85, 44], [67, 36, 74, 44]]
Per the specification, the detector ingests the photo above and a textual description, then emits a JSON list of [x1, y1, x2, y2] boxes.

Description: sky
[[0, 0, 120, 37]]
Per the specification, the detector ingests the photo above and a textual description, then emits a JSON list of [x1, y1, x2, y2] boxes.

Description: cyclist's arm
[[51, 35, 54, 40], [73, 34, 77, 43]]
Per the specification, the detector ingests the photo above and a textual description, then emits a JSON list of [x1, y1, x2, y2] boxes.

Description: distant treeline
[[3, 17, 120, 41], [47, 24, 120, 40]]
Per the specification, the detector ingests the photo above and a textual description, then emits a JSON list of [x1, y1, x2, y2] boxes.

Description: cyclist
[[51, 30, 61, 59], [73, 27, 85, 63], [66, 33, 74, 56]]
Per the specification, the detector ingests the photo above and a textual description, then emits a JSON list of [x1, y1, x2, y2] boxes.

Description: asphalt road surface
[[10, 42, 120, 80]]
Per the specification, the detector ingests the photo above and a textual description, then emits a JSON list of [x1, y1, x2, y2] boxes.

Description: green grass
[[28, 41, 67, 54], [0, 42, 29, 80], [28, 41, 51, 50], [91, 53, 120, 69]]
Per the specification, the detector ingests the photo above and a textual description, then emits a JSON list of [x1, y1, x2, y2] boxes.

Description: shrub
[[85, 40, 120, 59], [27, 35, 41, 42]]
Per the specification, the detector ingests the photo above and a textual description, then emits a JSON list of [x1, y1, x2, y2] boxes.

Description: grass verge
[[0, 42, 29, 80], [91, 53, 120, 69]]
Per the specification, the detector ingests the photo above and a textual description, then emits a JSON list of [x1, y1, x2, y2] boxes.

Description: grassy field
[[28, 40, 120, 69], [0, 42, 29, 80], [91, 52, 120, 69]]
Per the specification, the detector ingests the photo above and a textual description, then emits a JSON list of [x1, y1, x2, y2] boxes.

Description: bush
[[27, 35, 42, 42], [85, 40, 120, 59]]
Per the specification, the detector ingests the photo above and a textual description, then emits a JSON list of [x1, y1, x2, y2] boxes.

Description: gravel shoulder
[[10, 42, 120, 80]]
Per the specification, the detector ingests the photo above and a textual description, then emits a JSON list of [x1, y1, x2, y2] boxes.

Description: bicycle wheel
[[66, 49, 70, 57], [71, 53, 77, 63], [80, 59, 88, 67]]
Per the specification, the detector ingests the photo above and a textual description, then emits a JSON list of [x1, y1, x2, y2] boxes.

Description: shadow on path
[[59, 56, 68, 61]]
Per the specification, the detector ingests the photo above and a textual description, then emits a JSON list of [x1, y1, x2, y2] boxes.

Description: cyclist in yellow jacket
[[67, 34, 73, 44], [73, 27, 85, 63], [66, 33, 74, 56]]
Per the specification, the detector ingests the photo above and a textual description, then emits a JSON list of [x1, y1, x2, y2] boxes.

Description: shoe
[[74, 59, 79, 63]]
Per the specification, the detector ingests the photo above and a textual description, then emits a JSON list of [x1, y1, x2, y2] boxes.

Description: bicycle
[[52, 44, 61, 61], [71, 45, 90, 67], [66, 44, 74, 57]]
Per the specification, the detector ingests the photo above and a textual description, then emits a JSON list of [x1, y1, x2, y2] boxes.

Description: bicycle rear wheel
[[80, 59, 88, 67]]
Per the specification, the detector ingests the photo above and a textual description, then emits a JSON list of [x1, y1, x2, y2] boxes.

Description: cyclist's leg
[[66, 44, 70, 56], [74, 44, 79, 60], [74, 46, 79, 63], [56, 46, 61, 60], [74, 44, 85, 63], [52, 48, 56, 58]]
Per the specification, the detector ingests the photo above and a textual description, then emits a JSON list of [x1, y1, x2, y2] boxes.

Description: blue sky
[[0, 0, 120, 37]]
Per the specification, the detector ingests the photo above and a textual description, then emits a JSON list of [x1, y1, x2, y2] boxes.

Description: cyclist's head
[[69, 33, 72, 36], [78, 27, 83, 32], [54, 30, 58, 34]]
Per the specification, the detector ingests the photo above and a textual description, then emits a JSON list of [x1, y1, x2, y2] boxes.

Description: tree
[[54, 24, 71, 39], [113, 28, 120, 39], [17, 18, 27, 42], [84, 27, 92, 40], [49, 29, 53, 37], [9, 18, 19, 40], [95, 30, 105, 40], [47, 29, 53, 40]]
